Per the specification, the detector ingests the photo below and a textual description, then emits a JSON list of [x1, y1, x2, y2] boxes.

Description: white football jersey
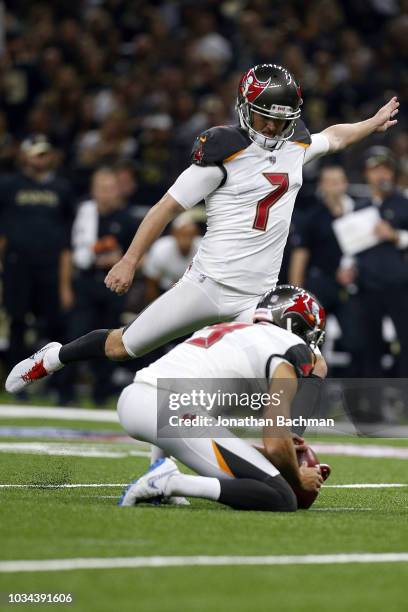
[[135, 321, 314, 387], [168, 124, 329, 295], [194, 140, 304, 294]]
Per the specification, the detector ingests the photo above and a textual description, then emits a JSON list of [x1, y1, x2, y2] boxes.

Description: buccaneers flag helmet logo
[[239, 68, 271, 103], [284, 292, 325, 329]]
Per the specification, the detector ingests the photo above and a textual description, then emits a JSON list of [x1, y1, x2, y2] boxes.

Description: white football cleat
[[119, 458, 180, 507], [5, 342, 63, 393]]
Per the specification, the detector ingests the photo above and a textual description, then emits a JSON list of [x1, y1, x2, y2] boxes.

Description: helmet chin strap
[[248, 128, 286, 151]]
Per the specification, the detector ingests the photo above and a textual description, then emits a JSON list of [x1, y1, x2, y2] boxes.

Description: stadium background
[[0, 0, 407, 405], [0, 3, 407, 610]]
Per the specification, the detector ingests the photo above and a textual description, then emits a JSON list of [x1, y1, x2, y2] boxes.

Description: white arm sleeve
[[303, 133, 330, 165], [168, 164, 224, 209]]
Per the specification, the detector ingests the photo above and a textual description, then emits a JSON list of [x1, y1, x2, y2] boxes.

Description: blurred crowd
[[0, 0, 407, 406], [0, 0, 407, 194]]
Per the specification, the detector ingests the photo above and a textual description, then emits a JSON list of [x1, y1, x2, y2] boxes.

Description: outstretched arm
[[322, 97, 399, 152]]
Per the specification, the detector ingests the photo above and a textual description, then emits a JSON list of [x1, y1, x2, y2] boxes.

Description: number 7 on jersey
[[253, 173, 289, 231]]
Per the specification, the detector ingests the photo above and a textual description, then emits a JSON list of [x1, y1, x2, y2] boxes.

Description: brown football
[[292, 446, 331, 509]]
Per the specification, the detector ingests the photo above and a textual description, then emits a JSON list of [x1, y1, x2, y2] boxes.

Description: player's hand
[[104, 257, 137, 295], [292, 433, 308, 452], [373, 97, 399, 133], [374, 220, 398, 242], [299, 462, 323, 492], [312, 354, 328, 378]]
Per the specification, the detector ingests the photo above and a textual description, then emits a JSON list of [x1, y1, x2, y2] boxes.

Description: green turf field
[[0, 412, 407, 612]]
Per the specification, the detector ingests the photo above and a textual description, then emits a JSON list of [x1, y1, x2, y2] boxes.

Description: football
[[292, 445, 331, 509]]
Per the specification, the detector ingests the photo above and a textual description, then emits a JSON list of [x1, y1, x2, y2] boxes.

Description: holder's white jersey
[[169, 123, 329, 295], [135, 321, 314, 387]]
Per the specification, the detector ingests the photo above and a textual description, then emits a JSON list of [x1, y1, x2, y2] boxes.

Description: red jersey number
[[187, 322, 251, 349], [253, 173, 289, 231]]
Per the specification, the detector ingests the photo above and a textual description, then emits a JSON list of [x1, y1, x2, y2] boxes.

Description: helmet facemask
[[237, 102, 301, 150], [304, 327, 326, 351]]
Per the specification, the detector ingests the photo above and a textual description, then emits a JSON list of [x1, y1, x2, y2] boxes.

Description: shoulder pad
[[284, 344, 314, 378], [290, 119, 311, 146], [191, 125, 251, 166], [265, 343, 315, 380], [284, 343, 314, 378]]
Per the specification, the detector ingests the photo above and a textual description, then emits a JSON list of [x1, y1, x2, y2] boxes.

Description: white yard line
[[0, 483, 126, 488], [311, 508, 373, 512], [0, 406, 118, 422], [313, 443, 408, 459], [0, 553, 408, 573], [1, 438, 408, 462], [0, 481, 407, 490], [0, 442, 149, 458], [325, 483, 408, 488]]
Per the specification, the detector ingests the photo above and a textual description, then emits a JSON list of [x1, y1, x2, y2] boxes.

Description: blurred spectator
[[0, 111, 17, 173], [289, 166, 364, 374], [136, 113, 178, 206], [353, 147, 408, 377], [0, 135, 74, 372], [68, 167, 138, 403], [114, 159, 140, 207], [0, 1, 404, 191], [143, 213, 201, 303], [76, 110, 137, 170], [390, 133, 408, 192], [1, 27, 45, 134]]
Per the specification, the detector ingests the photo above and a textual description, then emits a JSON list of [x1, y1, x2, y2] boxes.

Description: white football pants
[[122, 264, 261, 357], [117, 381, 279, 480]]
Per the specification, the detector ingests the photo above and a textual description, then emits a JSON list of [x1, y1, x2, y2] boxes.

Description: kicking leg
[[5, 273, 222, 393], [120, 273, 223, 358]]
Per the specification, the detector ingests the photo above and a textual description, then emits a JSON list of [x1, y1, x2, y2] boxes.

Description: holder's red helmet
[[253, 285, 326, 348]]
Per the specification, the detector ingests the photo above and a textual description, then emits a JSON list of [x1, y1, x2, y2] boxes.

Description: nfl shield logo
[[268, 155, 276, 164]]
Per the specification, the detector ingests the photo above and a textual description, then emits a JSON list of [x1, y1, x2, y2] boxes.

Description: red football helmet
[[253, 285, 326, 348], [237, 63, 303, 150]]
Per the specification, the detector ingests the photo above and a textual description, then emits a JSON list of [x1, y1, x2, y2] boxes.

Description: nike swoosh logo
[[147, 469, 176, 489]]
